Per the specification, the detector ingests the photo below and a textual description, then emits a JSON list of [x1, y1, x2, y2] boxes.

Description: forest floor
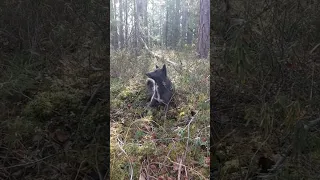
[[1, 44, 319, 180], [211, 32, 320, 179], [0, 48, 109, 179], [110, 49, 210, 179]]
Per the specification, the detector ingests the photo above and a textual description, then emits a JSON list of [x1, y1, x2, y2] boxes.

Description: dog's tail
[[146, 78, 155, 101], [146, 78, 155, 87]]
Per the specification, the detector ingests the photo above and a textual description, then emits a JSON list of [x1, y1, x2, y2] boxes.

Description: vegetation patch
[[110, 50, 210, 179], [212, 0, 320, 179]]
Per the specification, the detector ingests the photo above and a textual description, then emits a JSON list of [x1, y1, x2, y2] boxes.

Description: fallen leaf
[[150, 164, 157, 170], [55, 129, 69, 143], [151, 133, 157, 139], [205, 157, 210, 165], [143, 124, 151, 131], [32, 134, 42, 142], [139, 172, 146, 180]]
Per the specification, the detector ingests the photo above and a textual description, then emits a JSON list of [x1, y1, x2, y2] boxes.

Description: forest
[[0, 0, 109, 179], [110, 0, 210, 179], [212, 0, 320, 179], [1, 0, 319, 179]]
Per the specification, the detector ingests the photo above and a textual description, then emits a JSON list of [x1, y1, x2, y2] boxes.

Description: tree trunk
[[143, 0, 148, 46], [134, 0, 139, 55], [119, 0, 124, 49], [181, 0, 188, 47], [113, 0, 119, 49], [125, 0, 128, 48], [174, 0, 180, 47], [136, 0, 143, 52], [165, 2, 169, 48], [187, 26, 193, 45], [197, 0, 210, 58], [160, 4, 164, 47]]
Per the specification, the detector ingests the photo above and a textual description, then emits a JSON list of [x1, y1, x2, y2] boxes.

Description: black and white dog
[[146, 64, 173, 107]]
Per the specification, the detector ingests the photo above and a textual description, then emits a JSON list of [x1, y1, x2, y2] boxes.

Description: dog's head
[[146, 64, 167, 81]]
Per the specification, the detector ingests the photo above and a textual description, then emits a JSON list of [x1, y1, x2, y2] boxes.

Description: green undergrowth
[[23, 90, 83, 121], [211, 0, 320, 175], [211, 61, 320, 178], [0, 54, 44, 101], [110, 50, 210, 179], [1, 57, 109, 179]]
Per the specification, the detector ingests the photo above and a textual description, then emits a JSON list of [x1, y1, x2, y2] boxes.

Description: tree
[[165, 0, 169, 47], [181, 0, 188, 47], [143, 0, 148, 46], [124, 0, 129, 48], [133, 0, 139, 54], [197, 0, 210, 58], [119, 0, 124, 49], [173, 0, 181, 47], [112, 0, 119, 49], [110, 0, 200, 52]]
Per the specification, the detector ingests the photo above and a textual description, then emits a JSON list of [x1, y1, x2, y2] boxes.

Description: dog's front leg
[[148, 98, 159, 107]]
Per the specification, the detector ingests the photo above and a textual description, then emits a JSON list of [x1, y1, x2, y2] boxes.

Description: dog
[[146, 64, 173, 107]]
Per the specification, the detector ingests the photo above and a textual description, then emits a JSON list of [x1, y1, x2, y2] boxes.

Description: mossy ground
[[211, 0, 320, 178], [0, 50, 109, 179], [110, 49, 210, 179]]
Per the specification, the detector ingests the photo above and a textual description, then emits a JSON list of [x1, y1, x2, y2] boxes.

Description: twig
[[138, 32, 190, 73], [12, 89, 32, 100], [74, 160, 86, 180], [213, 129, 236, 147], [81, 83, 103, 116], [310, 59, 315, 100], [1, 154, 55, 169], [268, 145, 292, 173], [305, 118, 320, 129], [177, 157, 183, 180], [95, 144, 103, 180], [245, 135, 270, 180], [164, 91, 175, 119], [309, 43, 320, 54], [183, 112, 198, 179], [117, 136, 134, 180], [256, 118, 320, 178], [166, 157, 208, 179]]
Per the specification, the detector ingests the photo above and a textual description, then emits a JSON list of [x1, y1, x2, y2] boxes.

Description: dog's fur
[[146, 64, 173, 107]]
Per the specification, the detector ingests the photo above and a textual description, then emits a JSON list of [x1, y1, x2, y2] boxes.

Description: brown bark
[[181, 0, 188, 47], [125, 0, 128, 47], [113, 0, 119, 49], [174, 0, 181, 47], [143, 0, 148, 45], [197, 0, 210, 58], [119, 0, 124, 49]]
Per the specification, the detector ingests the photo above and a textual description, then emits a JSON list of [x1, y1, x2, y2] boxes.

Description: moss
[[23, 91, 81, 121], [4, 116, 39, 146], [137, 141, 157, 155], [168, 143, 186, 160], [110, 139, 157, 179], [118, 89, 132, 100], [111, 98, 123, 108], [109, 54, 210, 179]]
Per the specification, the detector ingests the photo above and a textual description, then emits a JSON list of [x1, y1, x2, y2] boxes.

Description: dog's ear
[[162, 64, 167, 76], [156, 65, 159, 69]]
